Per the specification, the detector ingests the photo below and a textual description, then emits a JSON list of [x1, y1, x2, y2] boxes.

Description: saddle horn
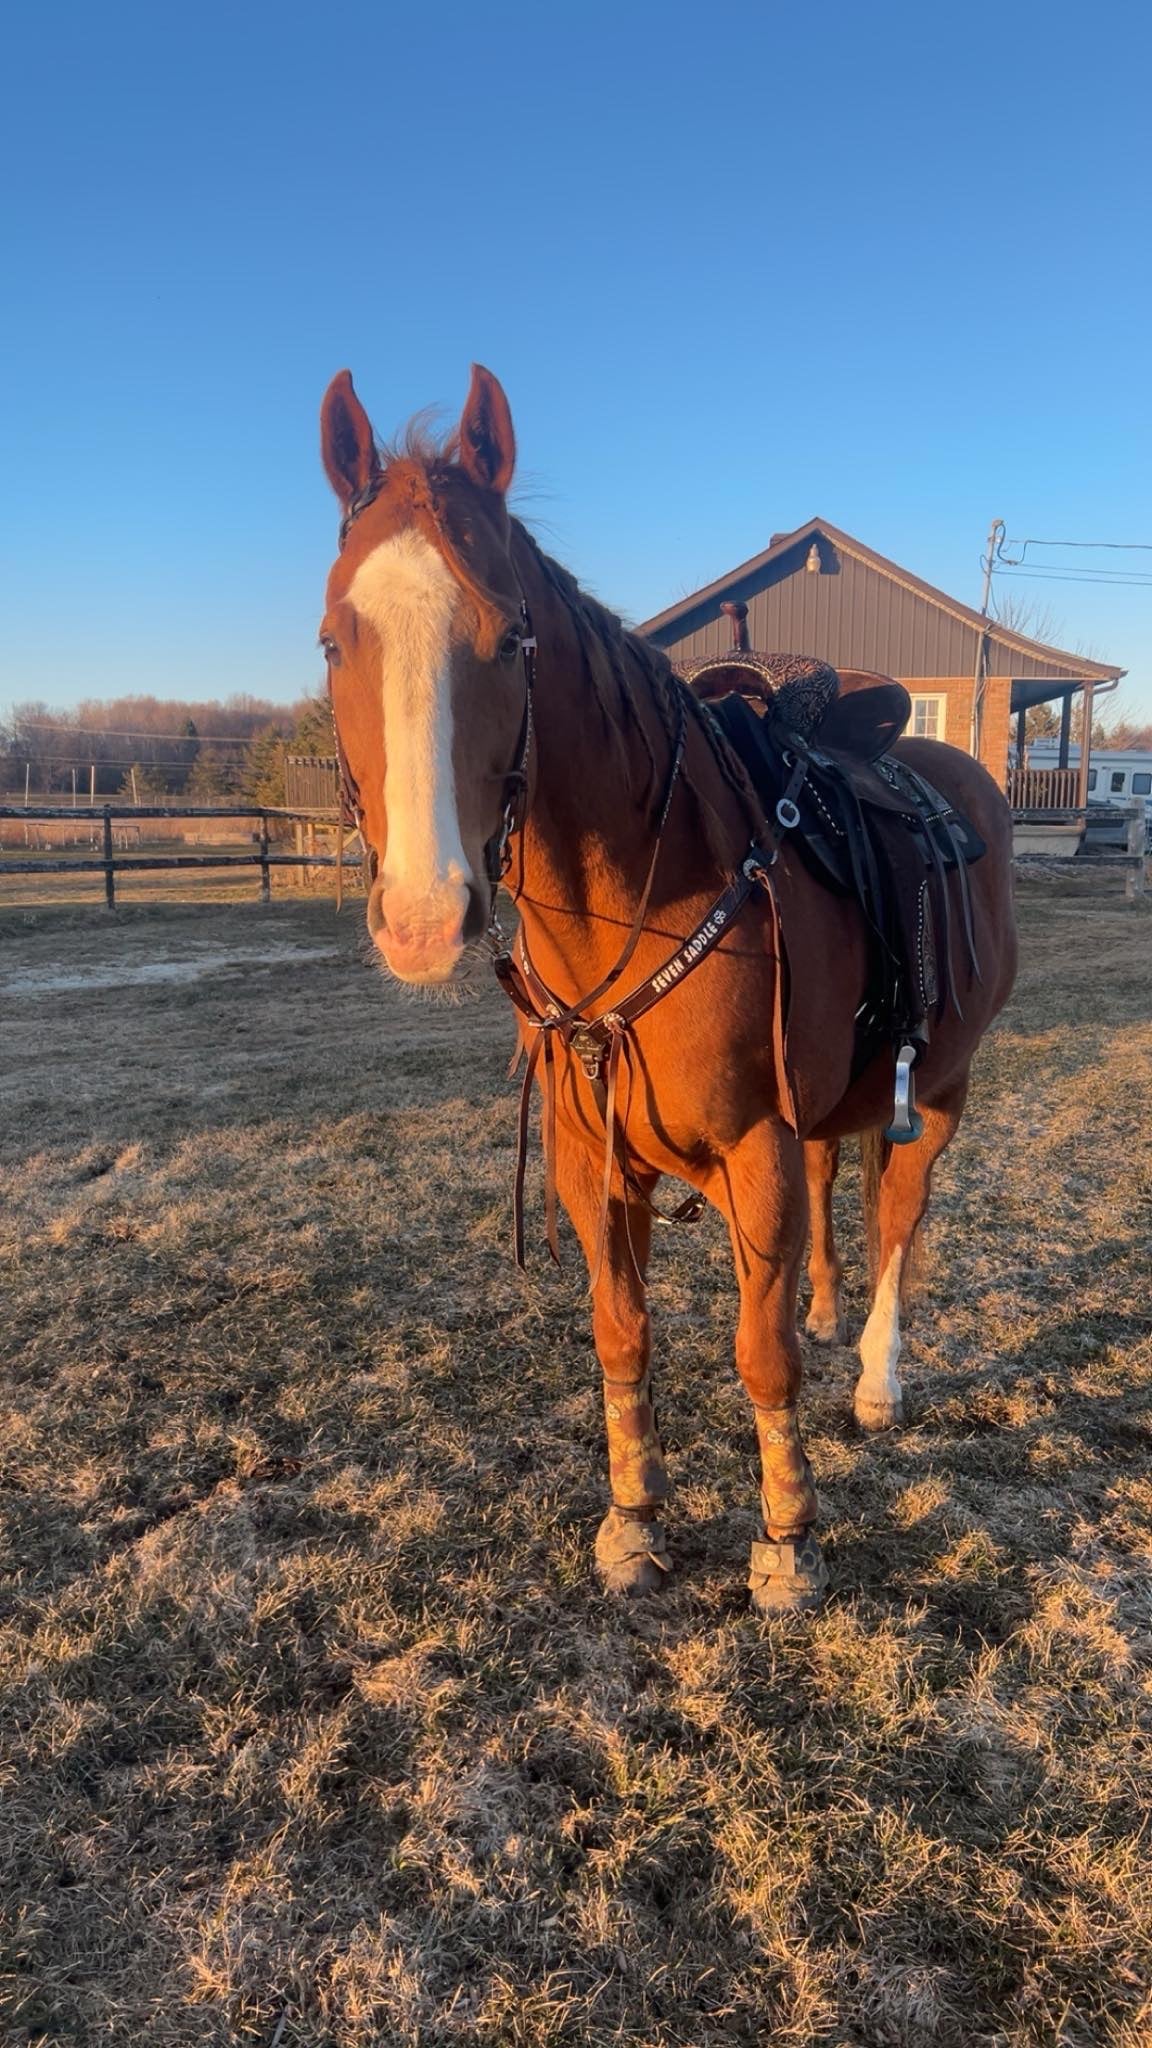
[[720, 601, 750, 652]]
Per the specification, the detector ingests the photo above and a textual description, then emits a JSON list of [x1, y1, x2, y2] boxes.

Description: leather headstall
[[326, 485, 538, 912]]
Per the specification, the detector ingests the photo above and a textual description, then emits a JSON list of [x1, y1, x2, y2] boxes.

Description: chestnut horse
[[318, 365, 1017, 1611]]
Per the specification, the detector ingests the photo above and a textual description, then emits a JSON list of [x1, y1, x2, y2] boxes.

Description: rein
[[328, 489, 798, 1282], [494, 695, 807, 1283]]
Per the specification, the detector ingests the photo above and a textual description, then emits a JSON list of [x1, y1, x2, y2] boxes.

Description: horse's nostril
[[462, 886, 487, 943]]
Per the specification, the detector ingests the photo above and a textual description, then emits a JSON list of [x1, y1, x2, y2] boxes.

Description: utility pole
[[969, 517, 1005, 761]]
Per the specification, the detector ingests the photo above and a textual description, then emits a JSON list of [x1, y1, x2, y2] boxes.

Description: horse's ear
[[458, 364, 516, 494], [320, 370, 380, 508]]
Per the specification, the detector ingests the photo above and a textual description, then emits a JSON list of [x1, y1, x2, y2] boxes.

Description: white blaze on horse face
[[347, 530, 466, 900]]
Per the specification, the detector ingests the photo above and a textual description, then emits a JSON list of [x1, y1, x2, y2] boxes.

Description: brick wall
[[898, 676, 1012, 791]]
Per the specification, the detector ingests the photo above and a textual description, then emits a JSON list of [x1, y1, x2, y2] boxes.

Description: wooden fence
[[1012, 800, 1147, 900], [284, 755, 341, 811], [0, 804, 361, 909]]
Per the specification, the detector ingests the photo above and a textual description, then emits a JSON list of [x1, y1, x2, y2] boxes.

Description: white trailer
[[1028, 741, 1152, 849]]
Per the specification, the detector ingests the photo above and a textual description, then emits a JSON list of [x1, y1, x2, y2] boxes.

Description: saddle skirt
[[672, 649, 986, 1064]]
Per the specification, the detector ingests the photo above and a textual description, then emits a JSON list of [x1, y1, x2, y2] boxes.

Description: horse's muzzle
[[368, 876, 486, 983]]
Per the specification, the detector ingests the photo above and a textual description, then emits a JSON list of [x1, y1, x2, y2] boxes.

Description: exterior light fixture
[[806, 543, 821, 574]]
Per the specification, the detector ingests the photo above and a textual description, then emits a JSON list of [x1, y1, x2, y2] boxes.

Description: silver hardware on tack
[[743, 852, 776, 882], [884, 1042, 924, 1144], [775, 796, 801, 830]]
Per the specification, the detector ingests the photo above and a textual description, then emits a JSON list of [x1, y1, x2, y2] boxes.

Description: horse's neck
[[511, 554, 714, 998]]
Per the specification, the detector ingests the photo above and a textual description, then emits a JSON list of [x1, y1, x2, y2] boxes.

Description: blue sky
[[2, 0, 1149, 718]]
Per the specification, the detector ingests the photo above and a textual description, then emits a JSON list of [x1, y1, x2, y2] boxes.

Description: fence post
[[1126, 800, 1146, 902], [102, 807, 115, 910], [259, 811, 271, 904]]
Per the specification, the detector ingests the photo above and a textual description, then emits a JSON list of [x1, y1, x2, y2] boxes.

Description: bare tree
[[990, 591, 1064, 645]]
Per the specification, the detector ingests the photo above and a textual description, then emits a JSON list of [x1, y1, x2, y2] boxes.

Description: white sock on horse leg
[[855, 1247, 904, 1425]]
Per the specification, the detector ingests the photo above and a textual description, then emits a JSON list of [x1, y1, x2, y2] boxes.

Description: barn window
[[910, 694, 946, 740], [1132, 773, 1151, 795]]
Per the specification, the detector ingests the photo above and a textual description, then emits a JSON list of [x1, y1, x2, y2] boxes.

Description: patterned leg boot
[[748, 1403, 829, 1615], [596, 1372, 670, 1595]]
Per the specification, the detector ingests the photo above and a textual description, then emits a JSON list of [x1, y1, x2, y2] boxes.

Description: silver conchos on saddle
[[674, 615, 986, 1149]]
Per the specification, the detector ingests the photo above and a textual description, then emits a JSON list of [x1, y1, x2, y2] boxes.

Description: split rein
[[490, 617, 803, 1287], [324, 542, 793, 1288]]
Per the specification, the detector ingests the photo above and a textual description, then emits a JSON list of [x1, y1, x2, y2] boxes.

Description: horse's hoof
[[594, 1508, 671, 1597], [748, 1530, 829, 1615], [805, 1308, 848, 1346], [854, 1393, 904, 1432]]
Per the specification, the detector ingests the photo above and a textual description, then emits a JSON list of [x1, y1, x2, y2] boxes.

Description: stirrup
[[884, 1041, 924, 1145]]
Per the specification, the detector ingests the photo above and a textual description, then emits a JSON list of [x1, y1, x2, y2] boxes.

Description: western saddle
[[674, 602, 985, 1140]]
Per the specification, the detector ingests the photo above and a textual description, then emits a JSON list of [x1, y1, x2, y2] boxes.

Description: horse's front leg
[[711, 1119, 830, 1614], [551, 1121, 670, 1596]]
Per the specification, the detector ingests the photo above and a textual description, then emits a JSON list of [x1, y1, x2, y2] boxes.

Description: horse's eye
[[321, 635, 341, 667], [498, 630, 521, 664]]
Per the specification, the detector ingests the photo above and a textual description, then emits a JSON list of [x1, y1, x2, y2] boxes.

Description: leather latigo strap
[[496, 843, 797, 1279]]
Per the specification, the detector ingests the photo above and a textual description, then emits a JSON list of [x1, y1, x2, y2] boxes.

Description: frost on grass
[[1, 886, 1151, 2046]]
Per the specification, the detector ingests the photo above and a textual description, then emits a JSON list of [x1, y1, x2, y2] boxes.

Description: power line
[[999, 537, 1152, 554], [993, 567, 1152, 589], [9, 722, 280, 744], [997, 561, 1152, 581], [3, 757, 247, 771]]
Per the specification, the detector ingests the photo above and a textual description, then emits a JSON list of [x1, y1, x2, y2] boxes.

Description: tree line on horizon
[[0, 693, 336, 806], [2, 691, 1149, 809], [1023, 702, 1152, 751]]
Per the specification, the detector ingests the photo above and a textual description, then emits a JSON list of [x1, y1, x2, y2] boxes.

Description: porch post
[[1077, 685, 1094, 809], [1058, 689, 1073, 770], [1015, 705, 1027, 768]]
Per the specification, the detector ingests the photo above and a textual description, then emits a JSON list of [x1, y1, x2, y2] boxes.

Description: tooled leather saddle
[[673, 613, 985, 1091]]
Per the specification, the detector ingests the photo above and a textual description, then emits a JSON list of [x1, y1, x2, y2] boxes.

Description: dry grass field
[[1, 879, 1150, 2047]]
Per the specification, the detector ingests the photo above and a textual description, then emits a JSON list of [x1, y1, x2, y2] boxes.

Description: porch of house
[[1003, 674, 1118, 859], [1003, 675, 1096, 814]]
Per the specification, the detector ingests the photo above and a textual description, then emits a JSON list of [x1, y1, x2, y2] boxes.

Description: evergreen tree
[[1024, 703, 1060, 743], [288, 692, 336, 757], [187, 748, 234, 801], [241, 725, 286, 806], [119, 761, 169, 802]]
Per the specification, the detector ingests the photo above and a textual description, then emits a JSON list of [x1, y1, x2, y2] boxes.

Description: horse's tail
[[859, 1128, 922, 1297], [859, 1128, 886, 1286]]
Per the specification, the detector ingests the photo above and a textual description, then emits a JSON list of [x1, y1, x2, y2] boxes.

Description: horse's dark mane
[[510, 522, 763, 858], [365, 427, 764, 857]]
